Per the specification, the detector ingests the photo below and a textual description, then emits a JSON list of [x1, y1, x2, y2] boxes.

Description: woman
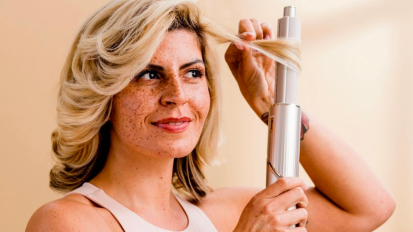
[[26, 0, 395, 231]]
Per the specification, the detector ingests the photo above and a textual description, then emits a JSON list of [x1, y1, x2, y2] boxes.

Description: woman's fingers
[[235, 177, 309, 232], [239, 19, 272, 41], [233, 19, 274, 55], [265, 186, 309, 213], [249, 18, 263, 40], [238, 19, 256, 40], [261, 177, 309, 199], [286, 208, 308, 228], [268, 208, 308, 230], [261, 22, 275, 40], [238, 18, 265, 41], [225, 18, 278, 119]]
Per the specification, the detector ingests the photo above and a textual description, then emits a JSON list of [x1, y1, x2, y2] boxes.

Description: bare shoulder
[[197, 186, 262, 232], [26, 194, 114, 232]]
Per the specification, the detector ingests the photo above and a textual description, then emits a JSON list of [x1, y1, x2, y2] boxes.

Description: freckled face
[[110, 29, 210, 158]]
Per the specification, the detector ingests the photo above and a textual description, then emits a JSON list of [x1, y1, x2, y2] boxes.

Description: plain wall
[[0, 0, 412, 231]]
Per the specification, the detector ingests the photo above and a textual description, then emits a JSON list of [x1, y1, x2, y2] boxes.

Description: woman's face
[[110, 29, 210, 159]]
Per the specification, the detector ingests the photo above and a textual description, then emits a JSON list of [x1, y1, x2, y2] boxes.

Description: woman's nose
[[160, 77, 188, 106]]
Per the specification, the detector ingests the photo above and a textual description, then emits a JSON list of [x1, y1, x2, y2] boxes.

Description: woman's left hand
[[225, 18, 276, 118]]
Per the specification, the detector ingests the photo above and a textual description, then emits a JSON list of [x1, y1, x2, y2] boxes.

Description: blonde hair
[[50, 0, 301, 203]]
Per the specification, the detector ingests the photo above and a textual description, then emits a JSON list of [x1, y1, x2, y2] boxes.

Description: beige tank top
[[67, 183, 218, 232]]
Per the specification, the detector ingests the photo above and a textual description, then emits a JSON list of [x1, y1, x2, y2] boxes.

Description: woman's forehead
[[149, 29, 203, 66]]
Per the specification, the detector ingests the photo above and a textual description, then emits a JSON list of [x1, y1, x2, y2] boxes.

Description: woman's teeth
[[167, 122, 184, 125]]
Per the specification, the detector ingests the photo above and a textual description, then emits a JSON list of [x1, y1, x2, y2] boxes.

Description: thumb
[[224, 40, 255, 80], [237, 41, 254, 65], [224, 41, 246, 75], [234, 41, 255, 76], [237, 31, 256, 66]]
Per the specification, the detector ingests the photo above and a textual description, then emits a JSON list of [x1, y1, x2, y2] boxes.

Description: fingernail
[[305, 182, 310, 189], [241, 32, 255, 38], [265, 35, 271, 40], [234, 41, 244, 50]]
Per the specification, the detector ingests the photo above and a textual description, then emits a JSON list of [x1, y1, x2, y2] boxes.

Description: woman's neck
[[90, 140, 177, 213]]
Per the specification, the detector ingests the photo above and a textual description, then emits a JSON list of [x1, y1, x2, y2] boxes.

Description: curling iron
[[266, 6, 302, 187]]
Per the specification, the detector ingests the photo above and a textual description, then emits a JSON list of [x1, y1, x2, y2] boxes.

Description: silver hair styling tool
[[266, 6, 302, 187]]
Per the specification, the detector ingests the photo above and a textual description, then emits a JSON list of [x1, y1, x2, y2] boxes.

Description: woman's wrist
[[247, 93, 273, 120], [261, 110, 310, 140]]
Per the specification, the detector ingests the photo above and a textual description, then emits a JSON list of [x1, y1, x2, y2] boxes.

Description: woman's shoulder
[[197, 186, 262, 232], [26, 194, 115, 232]]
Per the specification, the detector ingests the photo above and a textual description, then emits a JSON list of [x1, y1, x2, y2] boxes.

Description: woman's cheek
[[188, 84, 210, 121], [112, 88, 151, 134]]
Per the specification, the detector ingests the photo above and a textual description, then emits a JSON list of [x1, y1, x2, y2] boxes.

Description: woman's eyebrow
[[179, 59, 204, 70], [145, 59, 204, 71], [146, 64, 164, 71]]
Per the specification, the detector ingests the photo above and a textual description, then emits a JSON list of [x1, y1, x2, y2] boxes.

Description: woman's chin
[[144, 144, 196, 159], [149, 138, 198, 158], [166, 147, 195, 159]]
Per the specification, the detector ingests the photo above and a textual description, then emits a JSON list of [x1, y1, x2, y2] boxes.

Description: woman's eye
[[184, 70, 203, 78], [136, 70, 160, 80]]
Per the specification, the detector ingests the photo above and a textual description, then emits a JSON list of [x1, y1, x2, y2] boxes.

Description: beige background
[[0, 0, 412, 231]]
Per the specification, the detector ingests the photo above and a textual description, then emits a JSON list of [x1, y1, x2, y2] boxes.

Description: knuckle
[[297, 189, 309, 207], [250, 194, 262, 207], [270, 214, 283, 226], [299, 208, 308, 219], [302, 193, 309, 205], [250, 192, 260, 202], [293, 186, 304, 196], [276, 178, 289, 188], [262, 204, 273, 215]]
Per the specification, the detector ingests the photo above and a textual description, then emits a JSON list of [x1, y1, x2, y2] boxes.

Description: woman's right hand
[[234, 178, 309, 232]]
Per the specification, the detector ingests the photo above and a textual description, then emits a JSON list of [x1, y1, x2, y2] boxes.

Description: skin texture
[[26, 21, 396, 232], [109, 30, 210, 161]]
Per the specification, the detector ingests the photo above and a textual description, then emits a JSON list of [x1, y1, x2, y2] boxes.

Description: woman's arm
[[225, 18, 395, 231], [300, 115, 395, 232]]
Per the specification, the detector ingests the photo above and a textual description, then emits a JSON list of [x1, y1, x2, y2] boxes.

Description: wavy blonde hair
[[50, 0, 301, 203]]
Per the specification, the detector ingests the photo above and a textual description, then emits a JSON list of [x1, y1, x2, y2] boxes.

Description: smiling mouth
[[152, 117, 192, 133], [163, 122, 185, 125]]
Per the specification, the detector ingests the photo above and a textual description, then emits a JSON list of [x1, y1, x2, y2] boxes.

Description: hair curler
[[266, 6, 302, 187]]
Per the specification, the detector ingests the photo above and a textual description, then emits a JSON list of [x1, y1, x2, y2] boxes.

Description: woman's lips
[[152, 117, 191, 133]]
